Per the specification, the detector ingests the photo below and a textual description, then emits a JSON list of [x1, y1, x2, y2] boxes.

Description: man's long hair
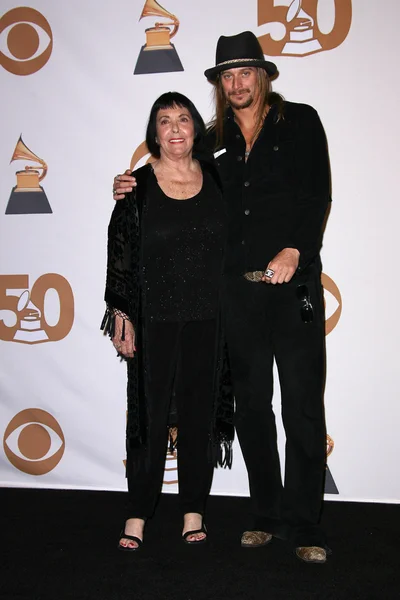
[[209, 68, 284, 149]]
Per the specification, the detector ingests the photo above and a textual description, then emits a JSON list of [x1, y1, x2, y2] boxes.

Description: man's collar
[[225, 102, 279, 124]]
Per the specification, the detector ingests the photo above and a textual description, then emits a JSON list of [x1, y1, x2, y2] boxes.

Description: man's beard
[[228, 89, 254, 110]]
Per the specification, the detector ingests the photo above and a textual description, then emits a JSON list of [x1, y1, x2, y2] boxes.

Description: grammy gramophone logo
[[257, 0, 352, 57], [164, 426, 178, 485], [6, 135, 52, 215], [134, 0, 184, 75], [122, 425, 178, 485]]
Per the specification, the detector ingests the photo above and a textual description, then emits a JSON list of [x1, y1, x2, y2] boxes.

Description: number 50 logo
[[257, 0, 352, 57], [0, 274, 74, 344]]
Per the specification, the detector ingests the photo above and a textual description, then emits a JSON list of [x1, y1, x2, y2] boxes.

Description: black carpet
[[2, 488, 399, 600]]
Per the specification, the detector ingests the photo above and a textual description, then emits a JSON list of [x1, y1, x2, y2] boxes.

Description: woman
[[102, 92, 234, 551]]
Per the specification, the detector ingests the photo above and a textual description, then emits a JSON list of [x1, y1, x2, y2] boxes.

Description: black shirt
[[207, 101, 331, 276], [143, 168, 225, 321]]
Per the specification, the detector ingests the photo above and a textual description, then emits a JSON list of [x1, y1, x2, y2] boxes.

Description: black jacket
[[209, 101, 331, 276], [101, 161, 234, 467]]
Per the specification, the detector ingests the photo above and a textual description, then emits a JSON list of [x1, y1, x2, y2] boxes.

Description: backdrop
[[1, 0, 399, 503]]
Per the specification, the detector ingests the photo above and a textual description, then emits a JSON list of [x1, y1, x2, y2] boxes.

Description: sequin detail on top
[[143, 170, 225, 322]]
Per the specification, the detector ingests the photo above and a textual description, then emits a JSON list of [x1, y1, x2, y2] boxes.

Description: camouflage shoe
[[241, 530, 273, 548]]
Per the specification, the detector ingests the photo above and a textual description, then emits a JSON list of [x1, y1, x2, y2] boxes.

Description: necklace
[[239, 106, 270, 161]]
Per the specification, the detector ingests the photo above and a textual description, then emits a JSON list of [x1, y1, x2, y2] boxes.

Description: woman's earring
[[155, 137, 159, 145]]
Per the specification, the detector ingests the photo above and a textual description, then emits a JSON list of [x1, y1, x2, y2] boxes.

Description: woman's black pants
[[223, 272, 327, 547], [126, 319, 216, 519]]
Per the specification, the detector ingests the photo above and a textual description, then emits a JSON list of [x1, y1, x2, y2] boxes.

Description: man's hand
[[112, 315, 135, 357], [113, 169, 137, 201], [262, 248, 300, 285]]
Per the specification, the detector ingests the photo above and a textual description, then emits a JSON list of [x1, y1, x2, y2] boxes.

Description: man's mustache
[[229, 88, 251, 97]]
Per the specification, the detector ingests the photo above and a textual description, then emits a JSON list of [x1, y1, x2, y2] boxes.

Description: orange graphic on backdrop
[[0, 7, 53, 75], [130, 141, 155, 172], [257, 0, 352, 57], [4, 409, 65, 475], [0, 274, 74, 344], [134, 0, 183, 74], [6, 135, 52, 214], [163, 426, 178, 485], [321, 272, 342, 335]]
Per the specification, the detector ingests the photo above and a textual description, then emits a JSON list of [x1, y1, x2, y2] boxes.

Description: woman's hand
[[112, 315, 136, 357], [113, 170, 137, 201]]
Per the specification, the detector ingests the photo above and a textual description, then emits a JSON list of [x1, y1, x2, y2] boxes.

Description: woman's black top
[[143, 168, 225, 322]]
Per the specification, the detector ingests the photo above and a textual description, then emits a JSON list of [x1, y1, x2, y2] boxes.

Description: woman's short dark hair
[[146, 91, 206, 158]]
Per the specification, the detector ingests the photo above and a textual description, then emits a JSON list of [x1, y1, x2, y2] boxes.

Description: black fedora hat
[[204, 31, 277, 82]]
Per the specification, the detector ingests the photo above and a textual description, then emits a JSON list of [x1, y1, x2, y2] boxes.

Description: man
[[113, 31, 331, 563]]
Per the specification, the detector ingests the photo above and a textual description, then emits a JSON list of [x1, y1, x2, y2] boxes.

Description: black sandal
[[182, 524, 207, 545], [118, 530, 143, 552]]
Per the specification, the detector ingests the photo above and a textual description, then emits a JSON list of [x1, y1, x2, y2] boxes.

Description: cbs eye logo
[[0, 7, 53, 76], [0, 273, 74, 344], [4, 409, 65, 475], [321, 273, 342, 335]]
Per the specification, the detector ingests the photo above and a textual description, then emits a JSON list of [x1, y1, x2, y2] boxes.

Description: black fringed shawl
[[101, 161, 234, 468]]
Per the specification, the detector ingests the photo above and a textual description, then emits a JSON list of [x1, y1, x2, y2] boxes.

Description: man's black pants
[[223, 270, 327, 547]]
